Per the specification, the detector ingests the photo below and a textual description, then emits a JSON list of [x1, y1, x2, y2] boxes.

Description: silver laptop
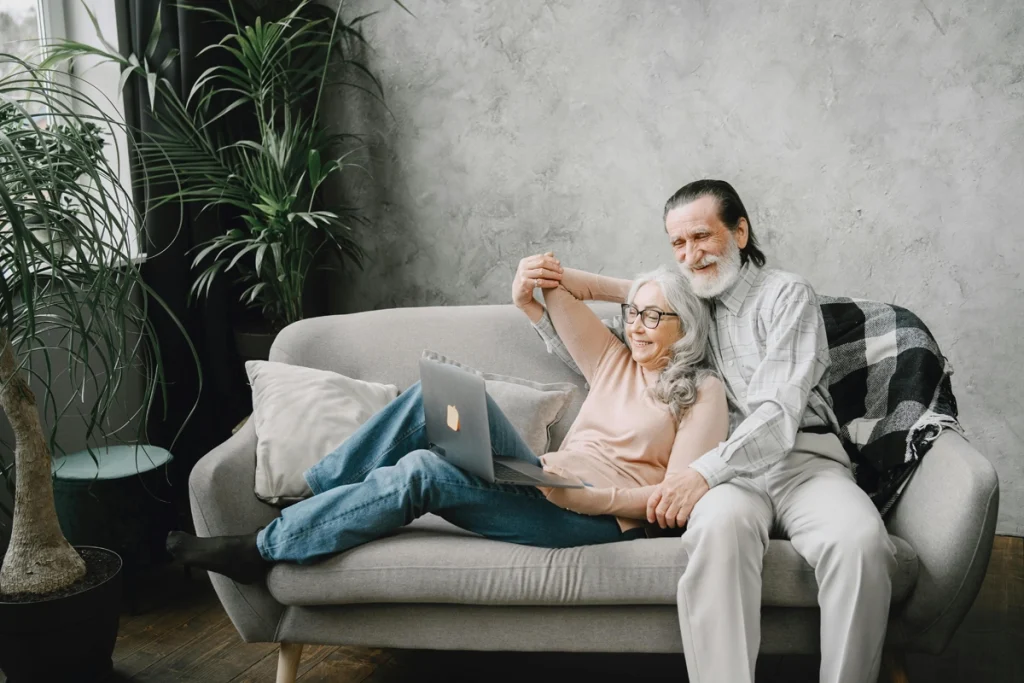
[[419, 357, 583, 488]]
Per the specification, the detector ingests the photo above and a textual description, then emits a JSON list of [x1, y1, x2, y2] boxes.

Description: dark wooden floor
[[4, 537, 1021, 682]]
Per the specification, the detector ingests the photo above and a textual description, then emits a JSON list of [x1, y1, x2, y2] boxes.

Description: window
[[0, 0, 41, 50], [2, 1, 140, 259], [0, 0, 43, 79]]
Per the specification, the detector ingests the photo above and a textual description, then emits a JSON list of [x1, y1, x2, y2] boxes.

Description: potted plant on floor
[[0, 55, 196, 681], [53, 0, 403, 360]]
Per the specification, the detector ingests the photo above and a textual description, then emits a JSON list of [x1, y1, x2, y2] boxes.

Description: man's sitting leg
[[676, 479, 772, 683], [772, 435, 899, 683]]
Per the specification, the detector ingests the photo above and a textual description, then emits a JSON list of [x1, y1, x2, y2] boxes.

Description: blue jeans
[[256, 382, 640, 563]]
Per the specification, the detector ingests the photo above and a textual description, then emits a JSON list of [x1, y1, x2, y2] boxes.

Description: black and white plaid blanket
[[819, 296, 963, 516]]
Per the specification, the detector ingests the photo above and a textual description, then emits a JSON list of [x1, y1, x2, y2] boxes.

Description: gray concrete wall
[[325, 0, 1024, 534]]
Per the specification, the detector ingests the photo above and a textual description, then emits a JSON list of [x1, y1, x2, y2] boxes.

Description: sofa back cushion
[[269, 304, 620, 449]]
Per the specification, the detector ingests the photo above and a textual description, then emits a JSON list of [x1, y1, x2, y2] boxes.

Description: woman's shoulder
[[696, 373, 723, 392], [585, 342, 638, 389], [591, 335, 633, 376], [695, 373, 727, 405], [672, 373, 728, 430]]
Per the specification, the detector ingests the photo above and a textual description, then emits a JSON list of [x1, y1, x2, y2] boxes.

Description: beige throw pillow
[[421, 350, 576, 456], [247, 360, 399, 506]]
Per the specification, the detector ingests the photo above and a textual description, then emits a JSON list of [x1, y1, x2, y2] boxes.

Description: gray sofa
[[188, 304, 1000, 682]]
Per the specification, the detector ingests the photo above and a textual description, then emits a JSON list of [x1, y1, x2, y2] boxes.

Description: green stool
[[52, 445, 176, 613]]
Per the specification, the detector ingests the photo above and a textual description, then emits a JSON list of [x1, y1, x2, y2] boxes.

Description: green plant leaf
[[190, 241, 222, 268], [159, 48, 180, 74], [308, 148, 322, 186], [117, 55, 139, 95], [82, 1, 120, 54], [145, 3, 163, 61], [295, 213, 317, 228], [255, 243, 268, 276], [146, 70, 158, 109], [225, 242, 261, 272], [242, 282, 266, 304]]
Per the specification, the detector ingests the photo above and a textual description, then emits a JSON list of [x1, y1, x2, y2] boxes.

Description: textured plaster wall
[[324, 0, 1024, 534]]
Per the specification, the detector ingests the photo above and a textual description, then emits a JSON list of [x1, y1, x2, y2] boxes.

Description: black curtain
[[116, 1, 250, 517]]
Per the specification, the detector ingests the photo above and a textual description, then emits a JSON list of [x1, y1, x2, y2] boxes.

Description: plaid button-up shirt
[[532, 263, 840, 488]]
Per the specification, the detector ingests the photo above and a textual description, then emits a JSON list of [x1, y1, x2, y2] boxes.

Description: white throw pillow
[[421, 350, 577, 456], [247, 360, 399, 506]]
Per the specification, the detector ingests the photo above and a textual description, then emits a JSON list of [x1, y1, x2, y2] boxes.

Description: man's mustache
[[679, 254, 720, 274]]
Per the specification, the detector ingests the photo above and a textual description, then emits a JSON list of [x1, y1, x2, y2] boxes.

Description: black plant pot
[[0, 546, 122, 683], [233, 324, 281, 362]]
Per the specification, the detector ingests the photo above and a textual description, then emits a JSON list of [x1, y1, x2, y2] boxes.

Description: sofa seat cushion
[[266, 515, 918, 608]]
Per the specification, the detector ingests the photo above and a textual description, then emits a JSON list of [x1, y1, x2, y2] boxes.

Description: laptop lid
[[419, 357, 495, 482]]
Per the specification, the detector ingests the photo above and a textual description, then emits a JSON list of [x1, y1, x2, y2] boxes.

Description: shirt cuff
[[689, 449, 737, 488], [531, 309, 557, 349]]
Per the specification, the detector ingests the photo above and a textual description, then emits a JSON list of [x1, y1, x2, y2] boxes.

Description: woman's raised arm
[[542, 267, 631, 382]]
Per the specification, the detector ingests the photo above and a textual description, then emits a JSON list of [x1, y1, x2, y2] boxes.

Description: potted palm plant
[[53, 0, 403, 359], [0, 55, 196, 681]]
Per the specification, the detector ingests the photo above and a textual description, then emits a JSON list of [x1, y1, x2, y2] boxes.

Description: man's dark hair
[[662, 179, 767, 268]]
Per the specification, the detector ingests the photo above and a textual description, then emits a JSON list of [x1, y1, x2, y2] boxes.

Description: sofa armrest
[[188, 421, 286, 643], [886, 431, 1000, 653]]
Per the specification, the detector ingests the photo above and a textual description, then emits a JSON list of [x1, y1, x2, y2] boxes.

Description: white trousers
[[676, 433, 898, 683]]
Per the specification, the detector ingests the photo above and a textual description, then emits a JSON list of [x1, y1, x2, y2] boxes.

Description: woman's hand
[[536, 466, 604, 515], [513, 252, 564, 310]]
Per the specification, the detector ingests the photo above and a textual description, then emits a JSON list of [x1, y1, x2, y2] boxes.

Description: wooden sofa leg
[[881, 649, 910, 683], [276, 642, 303, 683]]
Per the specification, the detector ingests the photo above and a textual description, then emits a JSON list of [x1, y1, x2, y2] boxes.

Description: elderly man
[[515, 179, 898, 683]]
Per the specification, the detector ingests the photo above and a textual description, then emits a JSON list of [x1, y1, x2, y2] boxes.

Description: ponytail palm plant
[[49, 0, 402, 329], [0, 57, 194, 595]]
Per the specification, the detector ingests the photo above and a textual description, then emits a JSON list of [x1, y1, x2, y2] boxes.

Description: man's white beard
[[679, 236, 743, 299]]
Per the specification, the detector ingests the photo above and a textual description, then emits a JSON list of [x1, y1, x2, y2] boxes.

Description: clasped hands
[[645, 469, 710, 529], [512, 252, 563, 309], [538, 465, 710, 529]]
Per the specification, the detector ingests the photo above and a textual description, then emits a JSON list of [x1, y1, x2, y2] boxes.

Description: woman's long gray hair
[[624, 266, 715, 420]]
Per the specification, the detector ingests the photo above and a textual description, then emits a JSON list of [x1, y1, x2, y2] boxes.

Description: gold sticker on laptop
[[446, 404, 460, 432]]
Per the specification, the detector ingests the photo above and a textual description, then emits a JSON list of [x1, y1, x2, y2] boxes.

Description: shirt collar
[[717, 261, 760, 314]]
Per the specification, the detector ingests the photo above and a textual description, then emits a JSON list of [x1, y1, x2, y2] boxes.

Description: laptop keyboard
[[492, 460, 542, 484]]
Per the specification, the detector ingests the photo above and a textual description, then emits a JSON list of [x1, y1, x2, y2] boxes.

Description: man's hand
[[646, 469, 710, 529], [513, 252, 563, 310]]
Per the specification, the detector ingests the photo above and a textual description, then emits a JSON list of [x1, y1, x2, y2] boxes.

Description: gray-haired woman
[[521, 259, 729, 526]]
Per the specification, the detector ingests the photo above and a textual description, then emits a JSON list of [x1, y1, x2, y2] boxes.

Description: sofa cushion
[[266, 514, 918, 608]]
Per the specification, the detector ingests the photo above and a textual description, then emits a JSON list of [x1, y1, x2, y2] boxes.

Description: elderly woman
[[167, 255, 728, 583]]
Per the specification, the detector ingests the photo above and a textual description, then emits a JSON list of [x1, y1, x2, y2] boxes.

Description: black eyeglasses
[[621, 304, 679, 329]]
